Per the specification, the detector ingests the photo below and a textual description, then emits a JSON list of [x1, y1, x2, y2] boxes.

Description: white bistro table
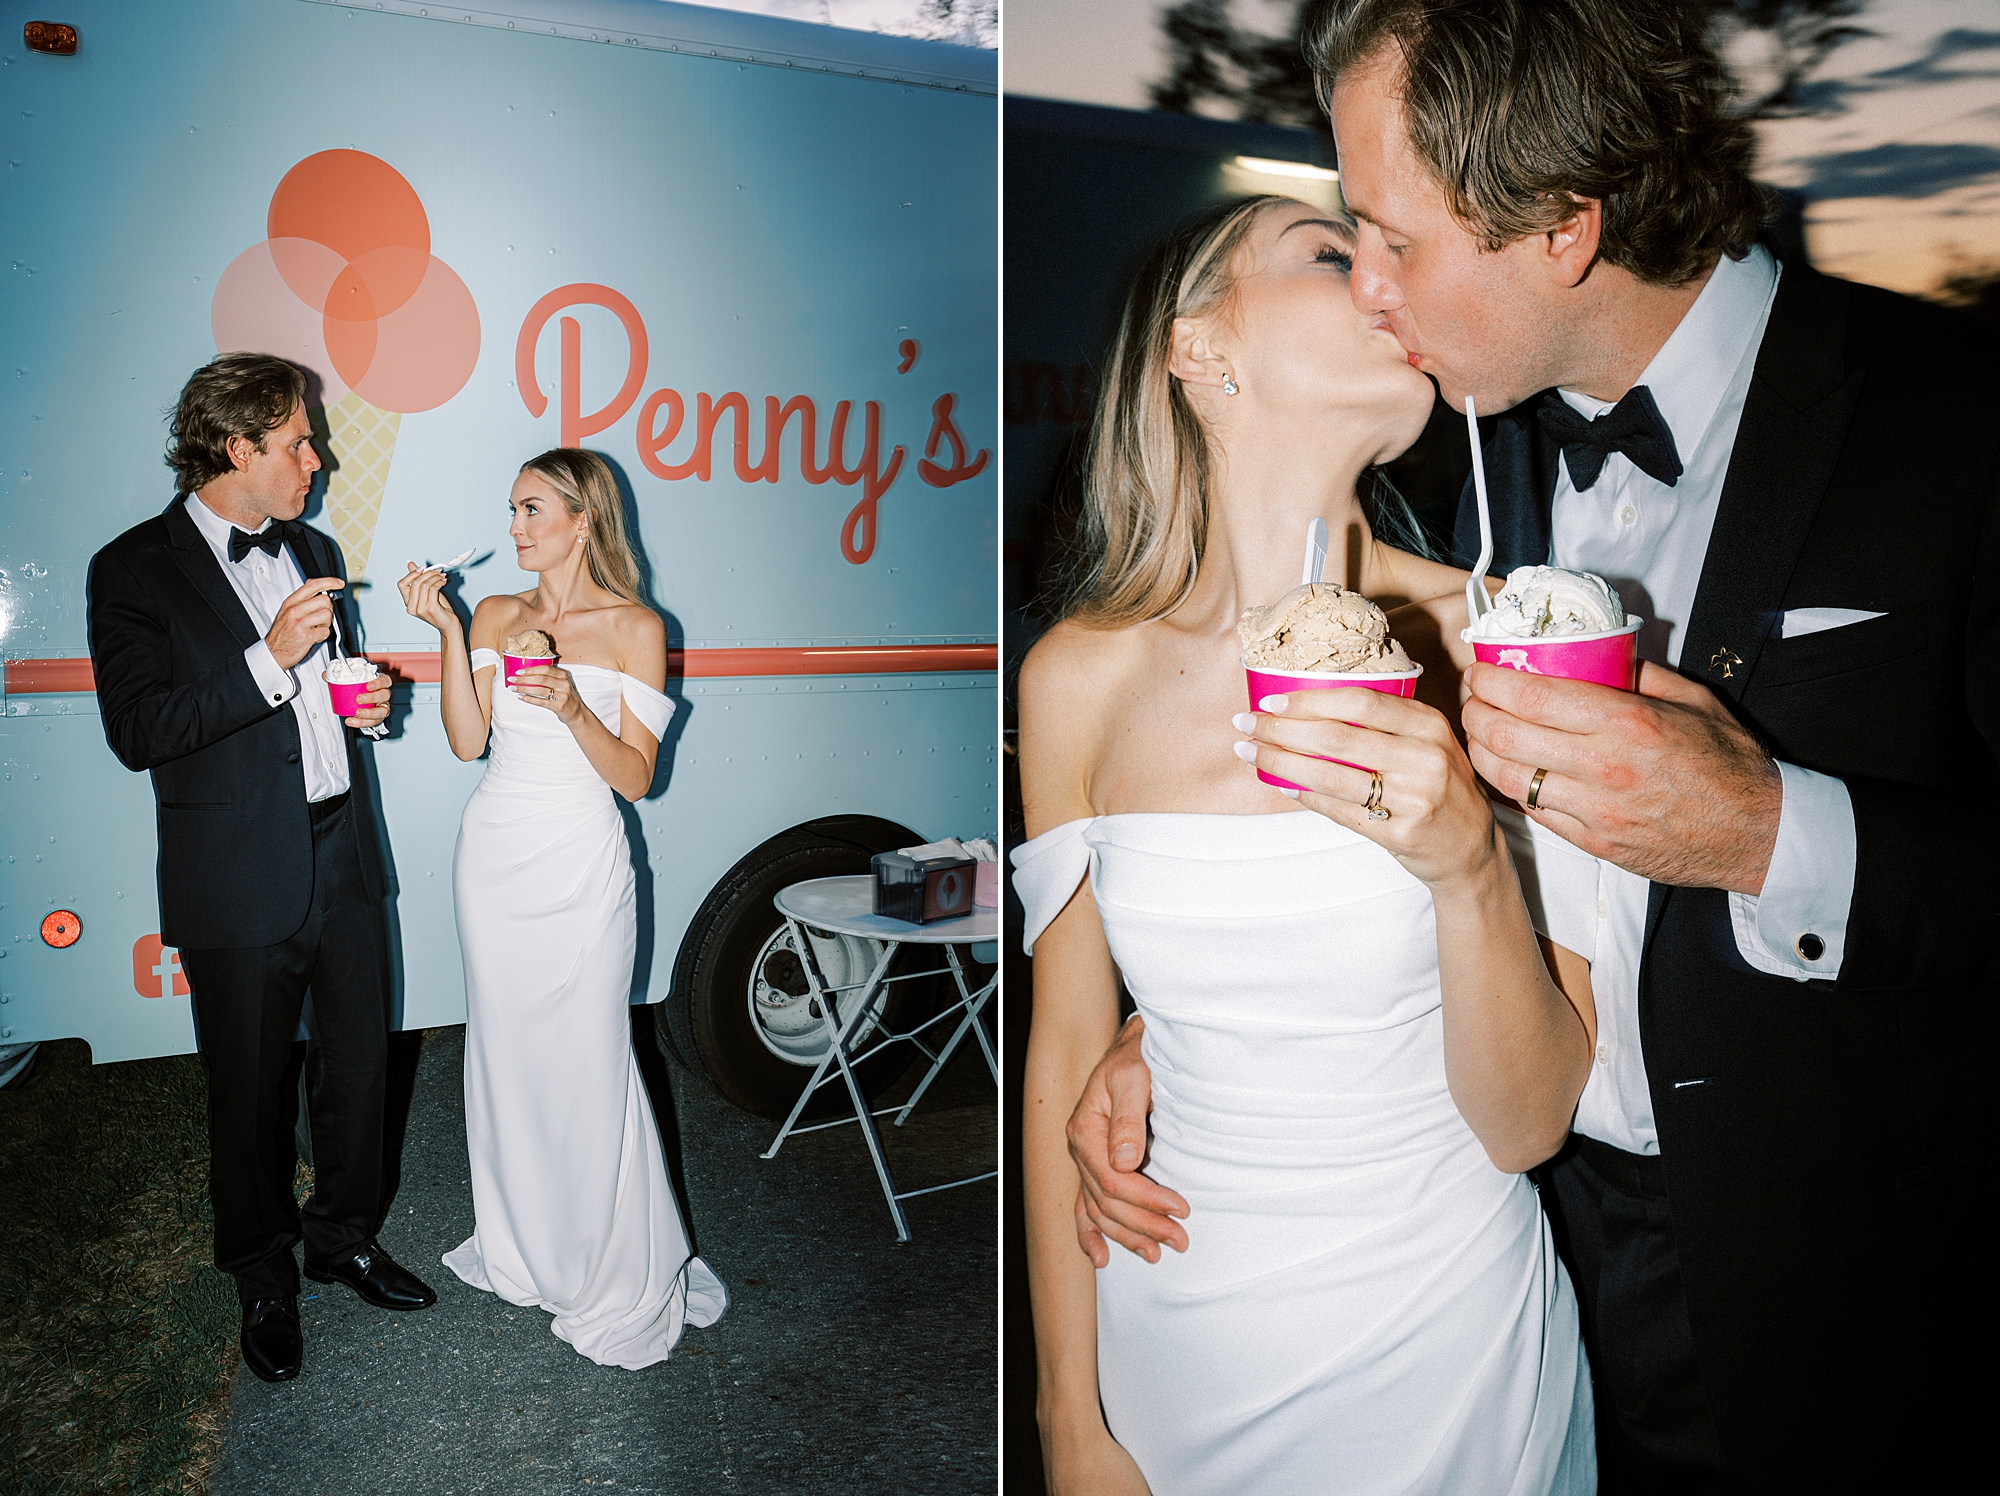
[[762, 875, 999, 1241]]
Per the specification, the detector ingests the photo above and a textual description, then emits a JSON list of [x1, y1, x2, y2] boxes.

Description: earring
[[1222, 373, 1239, 396]]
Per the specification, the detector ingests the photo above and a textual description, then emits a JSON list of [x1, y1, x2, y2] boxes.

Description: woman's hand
[[1232, 687, 1500, 891], [397, 562, 459, 634], [1237, 687, 1599, 1172], [511, 663, 582, 725]]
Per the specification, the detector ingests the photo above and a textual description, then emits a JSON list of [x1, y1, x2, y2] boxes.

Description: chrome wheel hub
[[747, 920, 889, 1066]]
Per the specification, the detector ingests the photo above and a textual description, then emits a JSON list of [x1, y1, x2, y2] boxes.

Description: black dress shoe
[[241, 1297, 302, 1383], [304, 1242, 437, 1310]]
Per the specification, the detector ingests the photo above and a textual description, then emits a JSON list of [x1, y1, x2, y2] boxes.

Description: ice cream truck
[[0, 0, 997, 1117]]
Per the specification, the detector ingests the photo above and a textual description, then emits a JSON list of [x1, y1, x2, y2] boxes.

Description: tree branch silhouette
[[1149, 0, 1873, 137]]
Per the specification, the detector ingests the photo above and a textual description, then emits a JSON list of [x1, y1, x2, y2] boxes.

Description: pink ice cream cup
[[1470, 616, 1644, 690], [322, 663, 380, 721], [1243, 660, 1423, 791], [503, 653, 556, 688], [974, 859, 1000, 908]]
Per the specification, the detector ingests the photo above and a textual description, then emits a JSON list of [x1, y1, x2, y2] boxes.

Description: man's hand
[[266, 578, 346, 670], [345, 675, 391, 731], [1462, 659, 1782, 893], [1065, 1015, 1190, 1267]]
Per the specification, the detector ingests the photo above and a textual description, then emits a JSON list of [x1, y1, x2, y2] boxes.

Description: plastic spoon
[[324, 591, 388, 740], [1303, 516, 1328, 588], [1463, 397, 1494, 626], [418, 548, 477, 573]]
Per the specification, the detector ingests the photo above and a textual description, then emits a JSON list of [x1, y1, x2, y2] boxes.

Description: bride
[[1015, 197, 1597, 1492], [398, 448, 726, 1369]]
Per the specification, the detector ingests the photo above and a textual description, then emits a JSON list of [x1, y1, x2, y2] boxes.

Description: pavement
[[205, 1016, 997, 1495]]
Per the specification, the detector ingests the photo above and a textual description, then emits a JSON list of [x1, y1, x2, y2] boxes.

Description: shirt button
[[310, 711, 319, 720], [1619, 505, 1638, 526], [1595, 1045, 1610, 1066], [1596, 897, 1608, 920], [1796, 933, 1826, 961]]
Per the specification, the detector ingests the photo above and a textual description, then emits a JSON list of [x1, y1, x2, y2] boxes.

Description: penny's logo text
[[517, 286, 989, 564]]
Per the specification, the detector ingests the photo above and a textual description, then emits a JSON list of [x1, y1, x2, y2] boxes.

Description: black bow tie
[[228, 525, 286, 563], [1536, 385, 1683, 491]]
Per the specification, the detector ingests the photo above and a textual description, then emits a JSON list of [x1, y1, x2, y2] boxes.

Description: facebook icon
[[131, 935, 189, 1000]]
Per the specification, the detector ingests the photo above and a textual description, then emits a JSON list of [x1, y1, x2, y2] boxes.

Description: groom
[[1060, 0, 1995, 1487], [88, 353, 436, 1383]]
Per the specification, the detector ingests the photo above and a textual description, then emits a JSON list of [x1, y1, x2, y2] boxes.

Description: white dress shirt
[[183, 495, 350, 803], [1529, 245, 1858, 1155]]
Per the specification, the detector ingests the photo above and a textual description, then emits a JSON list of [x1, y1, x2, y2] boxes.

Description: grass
[[0, 1040, 240, 1495]]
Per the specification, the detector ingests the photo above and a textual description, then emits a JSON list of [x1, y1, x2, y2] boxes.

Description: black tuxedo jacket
[[1456, 264, 1997, 1479], [86, 498, 385, 949]]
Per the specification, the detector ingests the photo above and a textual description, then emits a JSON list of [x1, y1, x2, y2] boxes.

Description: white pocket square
[[1779, 607, 1887, 639]]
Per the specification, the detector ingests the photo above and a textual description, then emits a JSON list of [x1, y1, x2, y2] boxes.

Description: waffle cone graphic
[[323, 392, 404, 582]]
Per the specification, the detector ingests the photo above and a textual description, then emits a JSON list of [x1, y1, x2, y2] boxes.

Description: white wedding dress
[[444, 648, 727, 1369], [1014, 811, 1593, 1495]]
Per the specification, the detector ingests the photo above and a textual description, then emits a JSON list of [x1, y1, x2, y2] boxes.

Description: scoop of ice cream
[[505, 629, 555, 658], [323, 656, 378, 684], [1465, 566, 1625, 641], [1238, 582, 1415, 674]]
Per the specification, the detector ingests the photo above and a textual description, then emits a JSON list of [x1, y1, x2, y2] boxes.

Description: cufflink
[[1796, 933, 1825, 962]]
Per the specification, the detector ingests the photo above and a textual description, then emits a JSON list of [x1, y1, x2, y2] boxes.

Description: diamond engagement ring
[[1365, 770, 1389, 820]]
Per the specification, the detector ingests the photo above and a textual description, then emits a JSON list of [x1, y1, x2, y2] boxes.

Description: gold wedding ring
[[1365, 769, 1389, 820], [1527, 766, 1549, 811]]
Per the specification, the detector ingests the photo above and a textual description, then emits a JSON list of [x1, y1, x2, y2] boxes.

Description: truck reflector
[[23, 21, 77, 55]]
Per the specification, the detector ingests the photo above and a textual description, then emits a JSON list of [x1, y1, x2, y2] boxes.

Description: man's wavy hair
[[166, 352, 309, 494], [1302, 0, 1769, 287]]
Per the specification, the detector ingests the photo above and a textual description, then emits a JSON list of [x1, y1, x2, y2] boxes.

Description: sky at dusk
[[1002, 0, 2000, 297]]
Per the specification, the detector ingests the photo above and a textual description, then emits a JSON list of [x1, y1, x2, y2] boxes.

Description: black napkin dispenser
[[871, 850, 977, 924]]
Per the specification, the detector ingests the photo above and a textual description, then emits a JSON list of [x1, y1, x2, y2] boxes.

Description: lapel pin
[[1709, 646, 1743, 679]]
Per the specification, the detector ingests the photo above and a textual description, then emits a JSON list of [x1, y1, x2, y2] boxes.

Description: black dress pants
[[179, 793, 390, 1302], [1542, 1136, 1726, 1496]]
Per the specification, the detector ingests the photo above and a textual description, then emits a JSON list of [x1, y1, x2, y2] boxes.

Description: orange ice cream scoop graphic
[[212, 150, 480, 580]]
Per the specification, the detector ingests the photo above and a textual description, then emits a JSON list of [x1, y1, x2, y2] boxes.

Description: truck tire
[[668, 831, 942, 1119]]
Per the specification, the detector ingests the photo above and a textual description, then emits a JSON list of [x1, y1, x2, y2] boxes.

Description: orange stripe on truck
[[4, 657, 97, 693], [4, 644, 997, 694]]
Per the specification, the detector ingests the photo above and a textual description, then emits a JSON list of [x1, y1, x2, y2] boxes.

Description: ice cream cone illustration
[[322, 393, 403, 581], [211, 150, 479, 579]]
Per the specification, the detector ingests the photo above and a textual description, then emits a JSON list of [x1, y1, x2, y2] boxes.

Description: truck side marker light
[[41, 910, 81, 948], [23, 21, 78, 55]]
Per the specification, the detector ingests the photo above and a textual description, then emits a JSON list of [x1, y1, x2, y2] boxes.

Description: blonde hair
[[519, 448, 648, 606], [1057, 196, 1431, 626], [1059, 197, 1275, 626]]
